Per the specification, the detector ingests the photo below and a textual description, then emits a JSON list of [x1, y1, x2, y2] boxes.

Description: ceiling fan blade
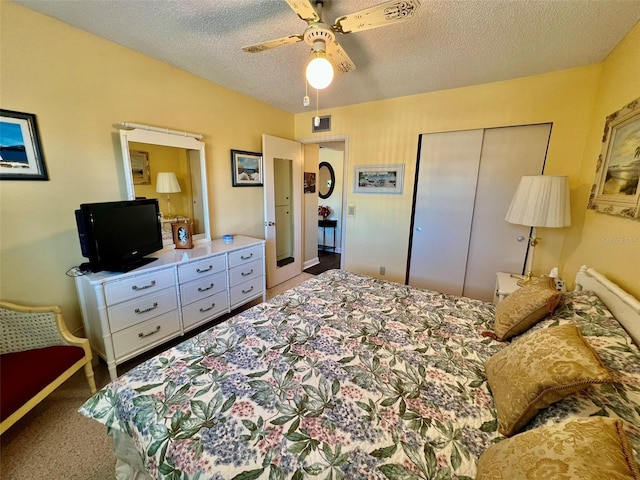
[[333, 0, 421, 34], [242, 35, 304, 53], [285, 0, 320, 23], [326, 40, 356, 74]]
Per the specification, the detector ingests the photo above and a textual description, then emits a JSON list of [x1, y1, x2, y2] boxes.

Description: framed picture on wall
[[304, 172, 316, 193], [354, 164, 404, 194], [587, 97, 640, 218], [130, 150, 150, 185], [231, 149, 263, 187], [0, 109, 48, 180]]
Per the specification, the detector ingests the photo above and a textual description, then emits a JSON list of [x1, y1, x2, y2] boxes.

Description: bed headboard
[[574, 265, 640, 347]]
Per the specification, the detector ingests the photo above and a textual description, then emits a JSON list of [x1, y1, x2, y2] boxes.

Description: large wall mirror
[[318, 161, 335, 199], [119, 127, 211, 246]]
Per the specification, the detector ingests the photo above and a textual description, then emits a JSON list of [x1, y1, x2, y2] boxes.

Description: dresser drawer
[[180, 271, 227, 306], [228, 245, 262, 268], [111, 310, 180, 359], [178, 255, 226, 284], [229, 259, 263, 287], [182, 290, 229, 330], [107, 286, 178, 332], [104, 268, 176, 305], [230, 277, 263, 307]]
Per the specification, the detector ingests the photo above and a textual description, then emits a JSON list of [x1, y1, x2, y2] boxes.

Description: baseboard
[[304, 257, 320, 270], [317, 247, 342, 254]]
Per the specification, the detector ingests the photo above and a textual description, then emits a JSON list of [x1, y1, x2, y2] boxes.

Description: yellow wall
[[303, 144, 320, 266], [295, 66, 602, 283], [561, 23, 640, 296], [0, 3, 293, 333], [2, 3, 638, 337], [295, 20, 640, 295]]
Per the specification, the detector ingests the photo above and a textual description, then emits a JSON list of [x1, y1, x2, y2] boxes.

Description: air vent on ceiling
[[312, 115, 331, 133]]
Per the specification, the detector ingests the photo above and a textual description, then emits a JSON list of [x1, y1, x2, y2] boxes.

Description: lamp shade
[[156, 172, 181, 194], [505, 175, 571, 227]]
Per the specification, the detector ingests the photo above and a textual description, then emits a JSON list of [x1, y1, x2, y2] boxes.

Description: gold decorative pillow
[[476, 417, 640, 480], [484, 324, 613, 436], [493, 276, 561, 341]]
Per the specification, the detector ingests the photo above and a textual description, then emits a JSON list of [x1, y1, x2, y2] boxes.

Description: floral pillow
[[476, 417, 640, 479], [484, 323, 613, 436]]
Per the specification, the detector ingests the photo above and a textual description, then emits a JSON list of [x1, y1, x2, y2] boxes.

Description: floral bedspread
[[79, 270, 640, 479]]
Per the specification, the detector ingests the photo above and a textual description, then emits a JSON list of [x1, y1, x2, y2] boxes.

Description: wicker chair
[[0, 301, 97, 434]]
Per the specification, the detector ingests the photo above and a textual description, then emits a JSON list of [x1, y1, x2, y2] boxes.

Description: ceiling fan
[[242, 0, 422, 86]]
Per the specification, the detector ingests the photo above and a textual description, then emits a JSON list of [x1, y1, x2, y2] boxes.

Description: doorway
[[302, 137, 347, 274]]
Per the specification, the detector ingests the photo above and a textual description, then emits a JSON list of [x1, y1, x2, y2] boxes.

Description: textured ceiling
[[14, 0, 640, 114]]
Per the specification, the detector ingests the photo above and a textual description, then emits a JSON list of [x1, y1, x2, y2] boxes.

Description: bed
[[80, 266, 640, 479]]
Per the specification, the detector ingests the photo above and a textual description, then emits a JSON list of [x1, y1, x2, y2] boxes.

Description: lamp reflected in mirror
[[156, 172, 181, 217]]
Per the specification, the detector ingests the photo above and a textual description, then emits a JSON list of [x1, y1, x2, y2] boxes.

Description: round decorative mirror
[[318, 162, 335, 199]]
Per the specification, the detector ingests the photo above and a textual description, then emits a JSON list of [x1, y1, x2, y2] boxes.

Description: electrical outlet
[[379, 266, 385, 275], [347, 204, 356, 217]]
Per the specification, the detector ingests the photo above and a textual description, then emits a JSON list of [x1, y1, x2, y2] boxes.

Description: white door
[[462, 124, 552, 300], [263, 134, 303, 288], [408, 124, 551, 301], [408, 129, 484, 295], [188, 150, 205, 235]]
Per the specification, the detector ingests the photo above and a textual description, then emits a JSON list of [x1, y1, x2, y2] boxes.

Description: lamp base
[[511, 272, 534, 286]]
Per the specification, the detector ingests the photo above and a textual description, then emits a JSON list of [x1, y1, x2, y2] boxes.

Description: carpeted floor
[[0, 272, 313, 479]]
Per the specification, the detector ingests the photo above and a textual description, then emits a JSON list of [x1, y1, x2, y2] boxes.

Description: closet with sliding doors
[[406, 123, 552, 302]]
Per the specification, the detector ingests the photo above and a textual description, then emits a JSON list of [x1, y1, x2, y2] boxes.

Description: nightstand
[[494, 272, 522, 304]]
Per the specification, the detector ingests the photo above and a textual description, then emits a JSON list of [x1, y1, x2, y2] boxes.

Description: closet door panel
[[408, 129, 484, 295], [462, 123, 551, 301]]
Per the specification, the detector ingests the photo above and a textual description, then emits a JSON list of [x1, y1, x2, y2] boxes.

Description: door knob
[[416, 226, 423, 232]]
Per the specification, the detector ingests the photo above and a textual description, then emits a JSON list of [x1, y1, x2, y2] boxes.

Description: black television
[[75, 198, 164, 273]]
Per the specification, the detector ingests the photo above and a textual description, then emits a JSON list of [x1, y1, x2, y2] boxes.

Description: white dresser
[[74, 236, 265, 380]]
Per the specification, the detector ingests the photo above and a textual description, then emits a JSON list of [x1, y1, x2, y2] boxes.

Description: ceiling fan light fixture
[[306, 51, 333, 90]]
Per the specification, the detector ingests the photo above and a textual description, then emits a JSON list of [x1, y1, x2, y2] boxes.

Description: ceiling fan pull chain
[[314, 89, 321, 127]]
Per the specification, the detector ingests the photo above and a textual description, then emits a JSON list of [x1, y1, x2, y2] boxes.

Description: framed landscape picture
[[231, 149, 263, 187], [587, 97, 640, 218], [354, 164, 404, 194], [130, 150, 150, 185], [0, 109, 48, 180]]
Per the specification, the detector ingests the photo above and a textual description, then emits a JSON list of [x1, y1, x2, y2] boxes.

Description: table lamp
[[505, 175, 571, 284], [156, 172, 181, 217]]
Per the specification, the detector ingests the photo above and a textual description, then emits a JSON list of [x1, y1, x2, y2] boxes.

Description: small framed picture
[[130, 150, 150, 185], [0, 109, 48, 180], [231, 149, 263, 187], [354, 164, 404, 194], [172, 221, 194, 249], [304, 172, 316, 193]]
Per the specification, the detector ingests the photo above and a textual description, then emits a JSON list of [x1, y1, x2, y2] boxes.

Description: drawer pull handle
[[132, 281, 156, 291], [242, 286, 254, 294], [134, 302, 158, 314], [240, 253, 253, 260], [198, 283, 215, 292], [138, 325, 161, 338], [196, 265, 213, 273], [199, 303, 216, 313], [241, 269, 254, 277]]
